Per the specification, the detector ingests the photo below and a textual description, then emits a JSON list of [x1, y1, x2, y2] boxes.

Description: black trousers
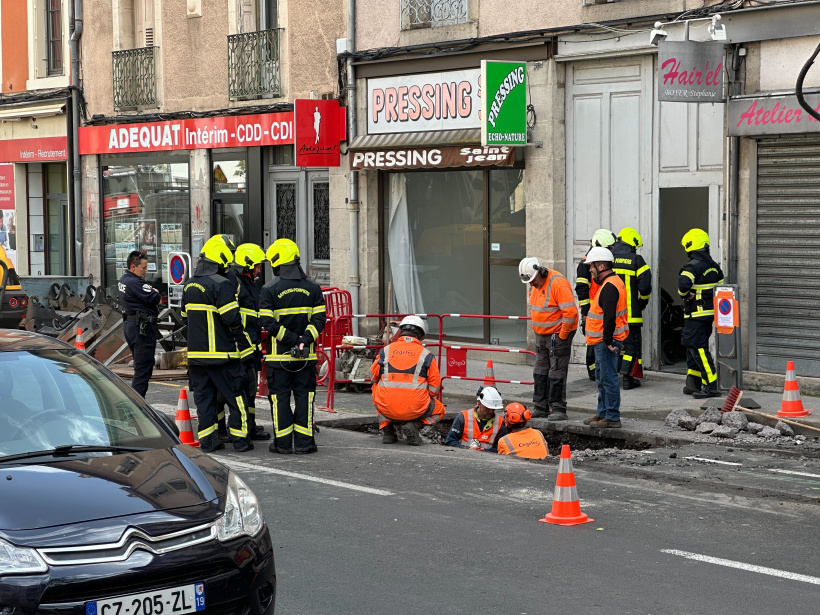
[[218, 362, 259, 423], [124, 320, 156, 398], [267, 362, 317, 452], [533, 331, 575, 413], [682, 319, 717, 387], [189, 361, 251, 450], [619, 325, 642, 378]]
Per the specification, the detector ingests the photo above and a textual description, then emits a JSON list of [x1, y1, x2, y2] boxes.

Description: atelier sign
[[350, 145, 515, 171], [658, 41, 724, 103], [728, 93, 820, 136]]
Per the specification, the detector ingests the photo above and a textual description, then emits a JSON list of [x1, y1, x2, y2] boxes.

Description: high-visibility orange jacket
[[459, 408, 502, 449], [585, 273, 628, 346], [497, 428, 549, 459], [528, 270, 578, 338], [371, 336, 442, 422]]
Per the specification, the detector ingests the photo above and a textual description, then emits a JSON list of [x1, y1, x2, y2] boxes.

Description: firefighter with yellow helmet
[[679, 228, 724, 399], [611, 227, 652, 390], [182, 236, 254, 453], [258, 239, 326, 454], [225, 243, 271, 441]]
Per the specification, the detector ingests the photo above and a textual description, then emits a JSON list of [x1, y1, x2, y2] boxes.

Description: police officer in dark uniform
[[679, 228, 724, 399], [576, 229, 617, 381], [611, 227, 652, 390], [226, 243, 271, 440], [118, 250, 161, 398], [259, 239, 326, 455], [182, 238, 253, 453]]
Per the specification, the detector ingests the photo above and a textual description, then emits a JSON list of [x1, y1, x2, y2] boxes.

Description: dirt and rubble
[[664, 407, 817, 448]]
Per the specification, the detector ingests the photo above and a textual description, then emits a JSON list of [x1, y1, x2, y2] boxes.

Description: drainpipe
[[347, 0, 360, 328], [69, 0, 83, 277], [727, 46, 741, 284]]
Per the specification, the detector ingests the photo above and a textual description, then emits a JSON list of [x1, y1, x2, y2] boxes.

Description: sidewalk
[[436, 361, 820, 430]]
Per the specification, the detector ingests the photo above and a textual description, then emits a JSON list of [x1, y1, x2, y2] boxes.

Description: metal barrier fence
[[315, 293, 534, 412]]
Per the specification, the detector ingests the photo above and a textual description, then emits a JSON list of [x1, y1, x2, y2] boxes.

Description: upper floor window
[[400, 0, 468, 30], [46, 0, 63, 75]]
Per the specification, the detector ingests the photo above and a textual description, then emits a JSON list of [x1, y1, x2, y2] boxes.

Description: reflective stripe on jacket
[[460, 408, 502, 450], [258, 276, 326, 363], [497, 428, 549, 459], [370, 336, 441, 422], [529, 270, 578, 337], [610, 241, 651, 324], [585, 274, 628, 345], [181, 272, 252, 365], [678, 250, 724, 320]]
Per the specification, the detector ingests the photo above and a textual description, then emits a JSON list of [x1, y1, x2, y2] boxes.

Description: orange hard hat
[[503, 403, 531, 427]]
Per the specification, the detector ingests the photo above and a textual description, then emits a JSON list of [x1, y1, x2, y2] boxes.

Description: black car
[[0, 330, 276, 614]]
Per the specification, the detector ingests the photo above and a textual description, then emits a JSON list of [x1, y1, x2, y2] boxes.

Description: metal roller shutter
[[756, 136, 820, 376]]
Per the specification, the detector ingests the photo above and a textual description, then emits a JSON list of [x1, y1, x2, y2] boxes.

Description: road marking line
[[151, 381, 185, 387], [769, 469, 820, 479], [661, 549, 820, 586], [684, 456, 742, 466], [222, 459, 395, 496]]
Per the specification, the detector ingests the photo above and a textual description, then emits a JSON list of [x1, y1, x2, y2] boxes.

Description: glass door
[[488, 168, 527, 346], [269, 170, 306, 268]]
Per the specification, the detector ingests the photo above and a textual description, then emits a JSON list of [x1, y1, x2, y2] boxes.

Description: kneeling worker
[[497, 403, 549, 459], [445, 386, 505, 451], [371, 315, 445, 445]]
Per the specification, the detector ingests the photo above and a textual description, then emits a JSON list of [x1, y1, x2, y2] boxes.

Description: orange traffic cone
[[539, 444, 593, 526], [175, 388, 200, 447], [778, 360, 812, 418], [483, 360, 496, 387], [257, 363, 269, 399], [74, 328, 86, 351]]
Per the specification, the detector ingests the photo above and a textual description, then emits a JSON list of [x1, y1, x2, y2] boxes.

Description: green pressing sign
[[481, 60, 528, 147]]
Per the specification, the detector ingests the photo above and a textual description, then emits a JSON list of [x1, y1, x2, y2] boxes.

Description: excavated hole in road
[[343, 419, 655, 456]]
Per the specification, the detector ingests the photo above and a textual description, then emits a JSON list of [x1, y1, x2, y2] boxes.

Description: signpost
[[167, 252, 191, 308], [657, 41, 725, 103], [294, 99, 343, 168], [481, 61, 528, 147]]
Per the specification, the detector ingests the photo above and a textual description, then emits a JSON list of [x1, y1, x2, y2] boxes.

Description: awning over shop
[[348, 129, 481, 151], [349, 129, 515, 171]]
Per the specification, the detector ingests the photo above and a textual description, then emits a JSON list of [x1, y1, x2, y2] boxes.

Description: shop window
[[212, 153, 248, 245], [383, 168, 526, 345], [102, 161, 190, 298], [45, 164, 68, 276]]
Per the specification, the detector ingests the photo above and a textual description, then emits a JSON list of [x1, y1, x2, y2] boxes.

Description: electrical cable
[[796, 40, 820, 122]]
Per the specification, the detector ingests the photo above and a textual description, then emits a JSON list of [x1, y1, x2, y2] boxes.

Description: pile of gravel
[[665, 408, 810, 444]]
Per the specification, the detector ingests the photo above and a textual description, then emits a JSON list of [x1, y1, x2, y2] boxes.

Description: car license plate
[[85, 582, 205, 615]]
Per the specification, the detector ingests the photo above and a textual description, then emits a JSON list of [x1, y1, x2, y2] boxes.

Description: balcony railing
[[228, 28, 283, 101], [400, 0, 468, 29], [112, 47, 157, 111]]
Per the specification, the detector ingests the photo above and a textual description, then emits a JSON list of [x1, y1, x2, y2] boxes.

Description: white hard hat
[[399, 315, 427, 336], [585, 246, 614, 264], [477, 386, 504, 410], [518, 257, 541, 283]]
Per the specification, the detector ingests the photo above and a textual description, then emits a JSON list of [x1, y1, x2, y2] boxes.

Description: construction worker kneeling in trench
[[371, 315, 446, 445], [445, 386, 506, 451], [496, 403, 549, 459]]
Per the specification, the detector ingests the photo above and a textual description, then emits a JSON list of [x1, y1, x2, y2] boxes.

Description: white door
[[565, 56, 654, 364]]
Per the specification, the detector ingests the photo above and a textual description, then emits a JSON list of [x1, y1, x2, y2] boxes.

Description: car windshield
[[0, 349, 175, 459]]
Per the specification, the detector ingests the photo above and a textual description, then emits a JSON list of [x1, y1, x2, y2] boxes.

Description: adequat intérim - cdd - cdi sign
[[481, 60, 528, 147]]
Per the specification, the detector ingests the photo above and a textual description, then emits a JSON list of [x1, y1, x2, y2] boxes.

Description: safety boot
[[531, 407, 550, 419], [248, 414, 271, 440], [382, 423, 398, 444], [548, 411, 568, 422], [623, 376, 642, 390], [683, 374, 701, 396], [692, 383, 721, 399], [401, 421, 422, 446], [200, 434, 225, 454]]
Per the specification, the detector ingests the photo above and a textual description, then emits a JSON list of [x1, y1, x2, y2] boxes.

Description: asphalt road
[[145, 384, 820, 615]]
